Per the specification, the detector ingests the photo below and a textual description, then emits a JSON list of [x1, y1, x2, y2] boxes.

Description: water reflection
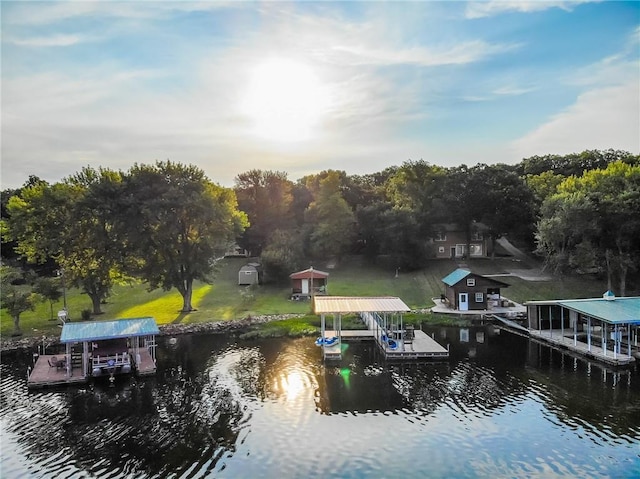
[[1, 324, 639, 479]]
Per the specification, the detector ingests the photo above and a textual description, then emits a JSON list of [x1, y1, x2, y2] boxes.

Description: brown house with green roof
[[441, 268, 509, 311]]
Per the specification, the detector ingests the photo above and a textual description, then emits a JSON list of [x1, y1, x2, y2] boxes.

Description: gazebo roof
[[60, 317, 159, 343], [290, 268, 329, 279], [313, 296, 410, 314]]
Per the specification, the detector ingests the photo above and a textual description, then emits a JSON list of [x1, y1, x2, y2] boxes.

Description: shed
[[238, 262, 262, 285], [290, 267, 329, 299], [441, 268, 509, 311]]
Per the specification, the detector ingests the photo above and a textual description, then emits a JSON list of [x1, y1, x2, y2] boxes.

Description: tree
[[355, 201, 393, 261], [260, 229, 304, 283], [379, 207, 429, 270], [33, 276, 63, 320], [469, 165, 536, 256], [234, 170, 294, 256], [64, 167, 126, 314], [535, 161, 640, 295], [4, 168, 125, 315], [0, 266, 39, 335], [122, 161, 248, 312], [517, 149, 639, 177], [304, 171, 356, 261]]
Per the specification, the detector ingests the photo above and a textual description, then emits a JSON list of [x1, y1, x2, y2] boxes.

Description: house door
[[459, 293, 469, 311], [301, 279, 309, 295]]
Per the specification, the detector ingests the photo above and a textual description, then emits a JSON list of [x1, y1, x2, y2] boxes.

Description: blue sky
[[2, 1, 638, 189]]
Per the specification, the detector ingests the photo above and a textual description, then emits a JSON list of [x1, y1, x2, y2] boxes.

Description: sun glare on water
[[241, 57, 330, 143]]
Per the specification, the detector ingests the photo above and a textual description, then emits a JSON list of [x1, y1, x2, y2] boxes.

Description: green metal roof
[[557, 297, 640, 325], [60, 317, 160, 343], [442, 268, 471, 287]]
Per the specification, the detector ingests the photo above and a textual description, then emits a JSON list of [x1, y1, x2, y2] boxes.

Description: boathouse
[[28, 317, 160, 388], [524, 294, 640, 366], [290, 267, 329, 299], [441, 268, 509, 311], [313, 296, 449, 361]]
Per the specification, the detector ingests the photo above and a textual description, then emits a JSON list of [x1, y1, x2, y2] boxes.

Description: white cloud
[[7, 33, 93, 47], [511, 80, 640, 158], [3, 1, 236, 26], [330, 40, 517, 67], [465, 1, 594, 19]]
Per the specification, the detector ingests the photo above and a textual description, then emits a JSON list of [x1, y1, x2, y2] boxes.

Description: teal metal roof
[[557, 297, 640, 325], [60, 317, 160, 343], [442, 268, 471, 287]]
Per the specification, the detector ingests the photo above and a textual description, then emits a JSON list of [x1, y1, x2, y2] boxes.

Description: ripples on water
[[1, 326, 639, 478]]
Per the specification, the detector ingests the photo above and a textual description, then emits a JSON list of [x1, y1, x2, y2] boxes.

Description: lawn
[[1, 255, 611, 339]]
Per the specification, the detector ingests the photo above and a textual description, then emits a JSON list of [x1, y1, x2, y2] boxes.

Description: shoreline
[[0, 314, 305, 354]]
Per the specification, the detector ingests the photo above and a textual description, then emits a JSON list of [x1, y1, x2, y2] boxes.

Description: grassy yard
[[1, 255, 611, 339]]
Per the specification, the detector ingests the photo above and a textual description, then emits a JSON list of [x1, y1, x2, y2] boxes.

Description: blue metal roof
[[557, 297, 640, 325], [60, 317, 160, 343], [442, 268, 471, 287]]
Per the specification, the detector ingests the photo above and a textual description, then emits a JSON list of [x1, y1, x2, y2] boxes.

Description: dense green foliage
[[3, 162, 248, 314], [536, 161, 640, 295], [2, 149, 639, 333]]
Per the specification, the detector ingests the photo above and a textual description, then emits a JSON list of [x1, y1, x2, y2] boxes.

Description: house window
[[471, 231, 483, 240], [475, 292, 484, 303], [470, 244, 483, 256], [455, 244, 466, 257], [466, 278, 475, 286], [435, 231, 446, 241]]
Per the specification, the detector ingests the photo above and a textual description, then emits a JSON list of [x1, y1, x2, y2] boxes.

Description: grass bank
[[1, 255, 609, 340]]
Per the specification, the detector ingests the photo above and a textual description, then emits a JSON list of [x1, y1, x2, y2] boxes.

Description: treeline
[[1, 149, 639, 331]]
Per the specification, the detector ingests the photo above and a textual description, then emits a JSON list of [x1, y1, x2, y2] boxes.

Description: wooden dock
[[27, 349, 157, 388], [529, 329, 636, 367], [321, 329, 449, 360], [27, 355, 87, 389], [489, 313, 637, 367]]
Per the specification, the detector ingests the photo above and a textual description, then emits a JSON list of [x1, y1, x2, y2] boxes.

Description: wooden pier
[[314, 296, 450, 361], [490, 314, 638, 367], [27, 349, 158, 388], [27, 317, 160, 389], [321, 328, 449, 361], [528, 329, 636, 367], [27, 354, 87, 388]]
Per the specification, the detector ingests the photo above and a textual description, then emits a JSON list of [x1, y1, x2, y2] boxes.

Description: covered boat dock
[[524, 295, 640, 367], [28, 317, 160, 388], [313, 296, 449, 361]]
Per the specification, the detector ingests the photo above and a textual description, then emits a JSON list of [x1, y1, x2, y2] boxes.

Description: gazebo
[[289, 267, 329, 299]]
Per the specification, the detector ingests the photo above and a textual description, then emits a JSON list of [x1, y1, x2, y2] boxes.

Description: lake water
[[1, 325, 639, 479]]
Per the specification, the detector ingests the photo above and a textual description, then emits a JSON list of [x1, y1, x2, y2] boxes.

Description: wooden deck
[[529, 329, 636, 367], [27, 349, 157, 388], [27, 355, 87, 389], [321, 329, 449, 360], [491, 313, 638, 368]]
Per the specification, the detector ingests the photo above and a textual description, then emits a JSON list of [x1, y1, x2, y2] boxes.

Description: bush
[[80, 309, 92, 321]]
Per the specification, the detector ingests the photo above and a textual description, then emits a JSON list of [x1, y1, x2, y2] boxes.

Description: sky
[[1, 0, 639, 189]]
